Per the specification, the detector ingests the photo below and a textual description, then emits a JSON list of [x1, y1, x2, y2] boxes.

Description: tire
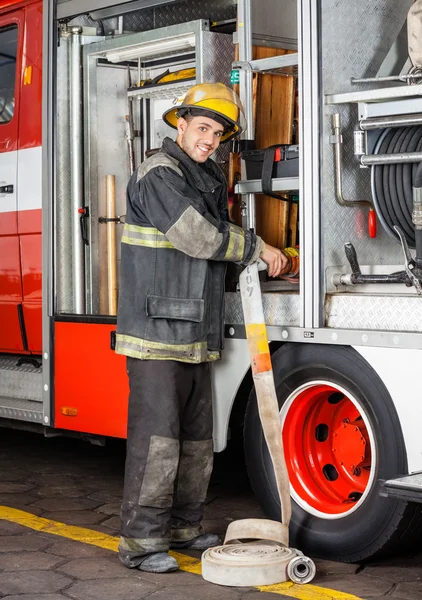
[[244, 343, 422, 562]]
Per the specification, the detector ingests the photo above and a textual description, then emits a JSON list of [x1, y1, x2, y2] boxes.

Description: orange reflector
[[23, 65, 32, 85], [60, 407, 78, 417]]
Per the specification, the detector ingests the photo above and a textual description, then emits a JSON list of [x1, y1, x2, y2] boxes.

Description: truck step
[[381, 472, 422, 503], [0, 396, 43, 423], [0, 355, 43, 403]]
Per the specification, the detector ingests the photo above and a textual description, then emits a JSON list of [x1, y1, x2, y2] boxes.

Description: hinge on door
[[110, 331, 116, 351]]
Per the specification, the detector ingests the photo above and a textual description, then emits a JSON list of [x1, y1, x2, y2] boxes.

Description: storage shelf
[[325, 83, 422, 105], [128, 80, 195, 100], [235, 177, 299, 194]]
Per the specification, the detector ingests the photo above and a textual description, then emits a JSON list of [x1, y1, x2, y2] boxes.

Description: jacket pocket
[[145, 295, 206, 344], [146, 295, 204, 322]]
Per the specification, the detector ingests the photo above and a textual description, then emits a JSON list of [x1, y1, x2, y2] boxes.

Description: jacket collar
[[162, 137, 224, 193]]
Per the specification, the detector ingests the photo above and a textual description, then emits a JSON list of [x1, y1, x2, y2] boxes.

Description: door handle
[[0, 184, 14, 194]]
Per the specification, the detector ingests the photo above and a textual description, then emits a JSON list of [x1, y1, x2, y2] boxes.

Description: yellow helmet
[[162, 82, 246, 143]]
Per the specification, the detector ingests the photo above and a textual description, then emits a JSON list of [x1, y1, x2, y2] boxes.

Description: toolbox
[[240, 144, 299, 199]]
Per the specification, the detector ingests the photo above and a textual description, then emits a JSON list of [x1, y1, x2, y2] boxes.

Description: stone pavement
[[0, 428, 422, 600]]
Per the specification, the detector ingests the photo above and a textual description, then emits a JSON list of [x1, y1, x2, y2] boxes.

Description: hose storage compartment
[[371, 126, 422, 248]]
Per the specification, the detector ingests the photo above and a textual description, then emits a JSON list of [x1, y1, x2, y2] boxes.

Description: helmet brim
[[163, 106, 244, 143]]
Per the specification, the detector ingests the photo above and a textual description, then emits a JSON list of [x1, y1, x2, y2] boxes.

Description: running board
[[0, 397, 43, 423], [381, 472, 422, 503], [0, 355, 43, 423]]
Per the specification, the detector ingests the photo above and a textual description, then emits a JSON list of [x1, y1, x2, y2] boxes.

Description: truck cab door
[[0, 11, 25, 352]]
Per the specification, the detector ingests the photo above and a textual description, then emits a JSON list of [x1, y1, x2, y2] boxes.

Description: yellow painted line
[[0, 506, 200, 574], [257, 583, 363, 600], [0, 506, 361, 600], [0, 506, 119, 552]]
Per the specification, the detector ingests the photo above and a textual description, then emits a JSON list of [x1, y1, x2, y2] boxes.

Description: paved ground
[[0, 427, 422, 600]]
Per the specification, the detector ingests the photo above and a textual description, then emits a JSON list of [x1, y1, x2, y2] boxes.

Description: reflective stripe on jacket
[[116, 137, 262, 363]]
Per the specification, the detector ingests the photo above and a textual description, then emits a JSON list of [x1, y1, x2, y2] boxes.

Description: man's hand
[[260, 243, 289, 278]]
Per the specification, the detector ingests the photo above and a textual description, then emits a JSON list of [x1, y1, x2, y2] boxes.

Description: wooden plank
[[256, 193, 289, 250], [254, 47, 295, 147]]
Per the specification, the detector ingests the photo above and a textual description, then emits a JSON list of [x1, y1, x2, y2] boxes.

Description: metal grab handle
[[0, 184, 13, 194], [344, 242, 362, 276]]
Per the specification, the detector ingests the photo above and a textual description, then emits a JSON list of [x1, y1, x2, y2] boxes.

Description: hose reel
[[371, 125, 422, 249], [332, 114, 422, 294]]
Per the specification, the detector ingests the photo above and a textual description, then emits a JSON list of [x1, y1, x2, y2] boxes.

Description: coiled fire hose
[[372, 126, 422, 247], [202, 261, 315, 587]]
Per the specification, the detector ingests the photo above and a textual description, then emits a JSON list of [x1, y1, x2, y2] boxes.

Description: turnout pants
[[119, 358, 214, 567]]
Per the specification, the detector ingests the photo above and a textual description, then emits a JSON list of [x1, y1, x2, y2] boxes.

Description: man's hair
[[177, 107, 234, 135]]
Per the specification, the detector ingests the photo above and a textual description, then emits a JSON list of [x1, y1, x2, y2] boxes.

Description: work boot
[[170, 533, 221, 551], [137, 552, 179, 573]]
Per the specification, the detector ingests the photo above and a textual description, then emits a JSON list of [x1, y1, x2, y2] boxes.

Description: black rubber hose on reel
[[413, 161, 422, 266], [372, 125, 422, 249]]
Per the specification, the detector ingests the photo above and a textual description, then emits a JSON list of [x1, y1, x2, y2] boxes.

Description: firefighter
[[115, 82, 288, 573]]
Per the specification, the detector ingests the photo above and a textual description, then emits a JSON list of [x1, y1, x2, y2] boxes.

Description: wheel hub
[[332, 421, 367, 473], [282, 382, 374, 518]]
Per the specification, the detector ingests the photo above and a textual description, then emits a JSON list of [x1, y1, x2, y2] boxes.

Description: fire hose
[[372, 126, 422, 249], [202, 261, 315, 587]]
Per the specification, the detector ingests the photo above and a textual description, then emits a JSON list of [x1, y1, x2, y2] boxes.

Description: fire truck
[[2, 0, 422, 563]]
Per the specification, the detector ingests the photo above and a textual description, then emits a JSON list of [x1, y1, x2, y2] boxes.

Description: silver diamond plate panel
[[0, 357, 42, 402], [0, 398, 43, 423], [56, 39, 74, 313], [153, 0, 235, 27], [201, 31, 233, 85], [321, 0, 413, 272], [326, 294, 422, 332], [122, 11, 154, 32], [225, 292, 300, 327], [69, 3, 234, 40], [201, 31, 233, 173], [322, 0, 412, 96], [386, 473, 422, 489], [0, 356, 41, 373], [114, 0, 234, 33]]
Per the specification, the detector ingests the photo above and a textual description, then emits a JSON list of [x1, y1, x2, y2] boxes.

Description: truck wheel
[[244, 343, 422, 562]]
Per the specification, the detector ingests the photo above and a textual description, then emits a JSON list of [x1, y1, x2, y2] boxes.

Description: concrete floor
[[0, 427, 422, 600]]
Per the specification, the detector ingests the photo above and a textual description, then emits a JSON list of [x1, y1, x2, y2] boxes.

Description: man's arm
[[140, 166, 261, 265], [140, 166, 288, 275]]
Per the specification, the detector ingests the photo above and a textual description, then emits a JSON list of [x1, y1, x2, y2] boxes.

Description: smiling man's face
[[176, 115, 225, 163]]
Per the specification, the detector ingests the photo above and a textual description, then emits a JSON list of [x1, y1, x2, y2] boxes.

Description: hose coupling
[[287, 553, 317, 585], [353, 128, 366, 164], [412, 188, 422, 228], [332, 273, 354, 287], [412, 206, 422, 229]]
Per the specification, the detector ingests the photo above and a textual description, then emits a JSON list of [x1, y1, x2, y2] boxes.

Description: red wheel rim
[[282, 382, 373, 516]]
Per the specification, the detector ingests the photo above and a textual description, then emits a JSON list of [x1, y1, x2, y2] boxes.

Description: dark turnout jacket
[[115, 137, 263, 363]]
